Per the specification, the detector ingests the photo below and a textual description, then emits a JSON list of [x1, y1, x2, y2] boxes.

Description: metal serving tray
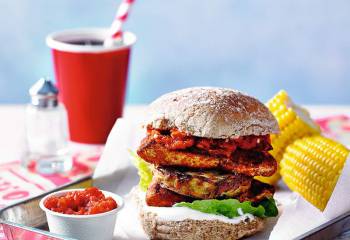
[[0, 177, 92, 240], [1, 176, 349, 240]]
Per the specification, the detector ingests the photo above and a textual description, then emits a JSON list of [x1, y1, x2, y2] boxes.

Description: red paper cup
[[46, 29, 136, 144]]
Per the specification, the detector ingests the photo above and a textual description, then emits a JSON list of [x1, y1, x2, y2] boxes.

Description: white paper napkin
[[93, 118, 142, 195], [323, 154, 350, 219], [93, 118, 147, 239]]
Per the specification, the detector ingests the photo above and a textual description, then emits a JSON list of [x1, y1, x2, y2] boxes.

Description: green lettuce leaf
[[259, 197, 279, 217], [175, 198, 278, 218], [130, 150, 153, 191]]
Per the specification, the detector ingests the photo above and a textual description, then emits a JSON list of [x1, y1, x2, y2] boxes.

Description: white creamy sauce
[[139, 191, 255, 224], [237, 208, 244, 216]]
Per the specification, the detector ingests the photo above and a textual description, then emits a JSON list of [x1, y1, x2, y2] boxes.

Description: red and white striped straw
[[110, 0, 135, 40]]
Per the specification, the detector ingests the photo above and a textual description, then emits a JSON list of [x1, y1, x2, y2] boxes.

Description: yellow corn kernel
[[256, 90, 321, 185], [256, 170, 281, 185], [280, 135, 349, 211]]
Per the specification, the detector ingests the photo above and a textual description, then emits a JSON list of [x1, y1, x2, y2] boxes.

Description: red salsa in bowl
[[44, 187, 118, 215]]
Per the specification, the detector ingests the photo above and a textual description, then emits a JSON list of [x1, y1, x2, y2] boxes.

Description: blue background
[[1, 0, 349, 104]]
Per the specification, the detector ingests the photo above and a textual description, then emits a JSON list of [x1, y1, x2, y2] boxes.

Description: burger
[[133, 87, 280, 240]]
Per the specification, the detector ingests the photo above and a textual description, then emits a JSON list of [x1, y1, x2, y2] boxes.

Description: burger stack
[[137, 88, 278, 207], [136, 87, 280, 240]]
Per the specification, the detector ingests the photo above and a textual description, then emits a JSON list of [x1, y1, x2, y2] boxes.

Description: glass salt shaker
[[23, 77, 72, 174]]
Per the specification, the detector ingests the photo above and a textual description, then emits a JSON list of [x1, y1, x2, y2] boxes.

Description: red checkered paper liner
[[316, 115, 350, 147], [0, 148, 102, 209]]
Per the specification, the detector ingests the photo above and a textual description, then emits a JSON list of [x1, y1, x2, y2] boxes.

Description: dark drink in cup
[[46, 29, 136, 144]]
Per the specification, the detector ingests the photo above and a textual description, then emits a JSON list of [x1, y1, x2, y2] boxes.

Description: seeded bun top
[[146, 87, 279, 139]]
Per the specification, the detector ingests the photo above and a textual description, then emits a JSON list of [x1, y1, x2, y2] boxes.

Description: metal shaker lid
[[29, 78, 59, 108]]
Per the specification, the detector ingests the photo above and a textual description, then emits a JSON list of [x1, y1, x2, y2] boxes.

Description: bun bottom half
[[135, 188, 265, 240]]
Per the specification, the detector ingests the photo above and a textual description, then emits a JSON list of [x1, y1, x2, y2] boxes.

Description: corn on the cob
[[256, 90, 321, 185], [280, 135, 349, 210]]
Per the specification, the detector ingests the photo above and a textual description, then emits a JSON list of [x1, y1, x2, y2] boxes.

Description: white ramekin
[[39, 188, 123, 240]]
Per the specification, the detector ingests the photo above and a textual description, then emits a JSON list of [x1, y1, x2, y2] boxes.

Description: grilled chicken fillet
[[237, 180, 275, 203], [146, 179, 191, 207], [153, 167, 252, 199], [146, 178, 275, 207], [137, 137, 277, 177]]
